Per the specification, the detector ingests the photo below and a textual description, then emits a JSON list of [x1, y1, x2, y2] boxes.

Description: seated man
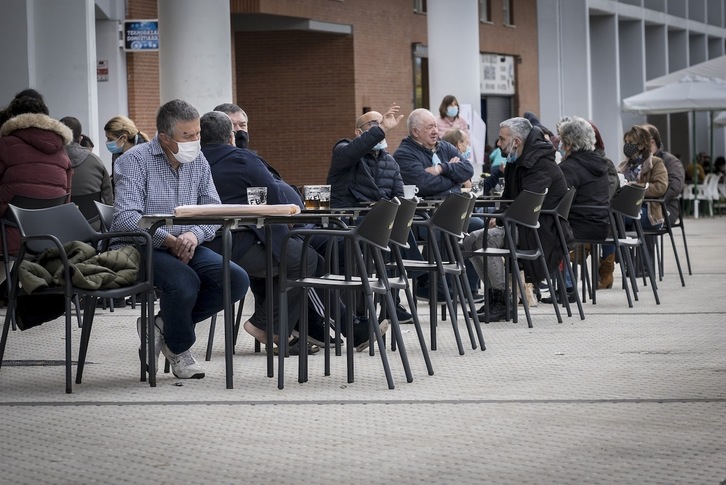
[[463, 117, 571, 320], [200, 110, 377, 352], [213, 102, 303, 208], [394, 108, 485, 299], [112, 99, 249, 379], [325, 103, 414, 322]]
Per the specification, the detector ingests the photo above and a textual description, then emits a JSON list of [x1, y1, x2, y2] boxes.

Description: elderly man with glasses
[[326, 103, 405, 208]]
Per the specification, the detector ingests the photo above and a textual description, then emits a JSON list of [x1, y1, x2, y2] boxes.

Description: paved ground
[[1, 217, 725, 484]]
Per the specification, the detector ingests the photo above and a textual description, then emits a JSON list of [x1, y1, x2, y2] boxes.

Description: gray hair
[[156, 99, 200, 136], [200, 111, 233, 146], [500, 117, 532, 143], [213, 102, 248, 121], [407, 108, 435, 134], [557, 115, 595, 152]]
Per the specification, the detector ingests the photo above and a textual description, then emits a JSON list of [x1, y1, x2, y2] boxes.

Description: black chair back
[[94, 201, 114, 232], [355, 198, 400, 250], [554, 186, 576, 220], [389, 197, 418, 248], [611, 184, 646, 219], [71, 192, 102, 224], [9, 204, 97, 255], [429, 193, 473, 237], [504, 189, 547, 228]]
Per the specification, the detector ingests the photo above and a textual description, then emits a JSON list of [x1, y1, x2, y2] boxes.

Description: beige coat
[[617, 154, 669, 225]]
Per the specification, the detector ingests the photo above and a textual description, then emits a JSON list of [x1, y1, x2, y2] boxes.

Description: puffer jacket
[[0, 113, 72, 253], [18, 241, 140, 293], [327, 126, 403, 207]]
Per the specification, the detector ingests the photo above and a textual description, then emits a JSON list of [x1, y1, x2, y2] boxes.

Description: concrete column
[[158, 0, 232, 114], [0, 0, 98, 146], [426, 0, 484, 167]]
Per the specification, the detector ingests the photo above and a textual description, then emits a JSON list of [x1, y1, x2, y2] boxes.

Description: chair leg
[[206, 314, 217, 362], [401, 284, 434, 375], [75, 296, 98, 384], [382, 290, 413, 383]]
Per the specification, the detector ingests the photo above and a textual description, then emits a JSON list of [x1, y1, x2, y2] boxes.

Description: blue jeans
[[601, 206, 662, 259], [150, 246, 249, 354]]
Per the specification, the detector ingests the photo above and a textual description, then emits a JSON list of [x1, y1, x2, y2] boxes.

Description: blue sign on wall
[[123, 20, 159, 51]]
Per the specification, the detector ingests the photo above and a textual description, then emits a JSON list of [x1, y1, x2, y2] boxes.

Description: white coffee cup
[[402, 185, 419, 198]]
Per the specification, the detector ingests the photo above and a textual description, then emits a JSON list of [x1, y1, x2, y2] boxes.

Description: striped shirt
[[111, 135, 220, 248]]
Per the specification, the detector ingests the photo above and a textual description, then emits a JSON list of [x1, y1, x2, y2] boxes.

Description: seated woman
[[543, 116, 611, 302], [598, 124, 668, 289]]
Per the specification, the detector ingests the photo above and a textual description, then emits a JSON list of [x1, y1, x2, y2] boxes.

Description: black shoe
[[297, 317, 343, 347], [541, 289, 576, 305], [471, 291, 486, 304], [415, 285, 448, 302], [395, 304, 413, 324], [473, 303, 509, 322], [351, 317, 390, 352], [273, 337, 320, 356]]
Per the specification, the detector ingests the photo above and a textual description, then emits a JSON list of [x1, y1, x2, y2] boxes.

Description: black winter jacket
[[501, 127, 571, 282], [327, 126, 403, 208], [559, 149, 611, 240]]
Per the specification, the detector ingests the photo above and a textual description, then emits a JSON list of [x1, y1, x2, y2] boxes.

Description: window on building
[[503, 0, 514, 26], [412, 43, 429, 109], [414, 0, 427, 14], [479, 0, 491, 23]]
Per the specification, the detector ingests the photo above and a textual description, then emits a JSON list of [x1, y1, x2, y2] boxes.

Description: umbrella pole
[[692, 111, 699, 219]]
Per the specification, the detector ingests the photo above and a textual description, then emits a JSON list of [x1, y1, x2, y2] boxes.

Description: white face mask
[[373, 139, 388, 151], [173, 140, 201, 164]]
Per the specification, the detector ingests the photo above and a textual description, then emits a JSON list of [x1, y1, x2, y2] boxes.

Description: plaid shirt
[[111, 135, 220, 248]]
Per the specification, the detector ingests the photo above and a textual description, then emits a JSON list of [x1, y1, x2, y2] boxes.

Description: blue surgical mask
[[446, 106, 458, 118], [106, 137, 123, 154], [462, 146, 472, 160], [557, 141, 566, 160], [373, 139, 388, 151], [506, 140, 518, 163]]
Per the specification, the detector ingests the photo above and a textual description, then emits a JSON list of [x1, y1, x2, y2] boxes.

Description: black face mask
[[234, 130, 249, 149]]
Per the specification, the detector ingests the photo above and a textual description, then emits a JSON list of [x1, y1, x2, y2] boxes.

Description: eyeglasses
[[358, 119, 380, 130]]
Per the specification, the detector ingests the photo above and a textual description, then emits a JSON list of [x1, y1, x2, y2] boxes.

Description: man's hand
[[448, 156, 461, 164], [381, 103, 404, 132], [171, 231, 199, 264], [462, 180, 472, 189], [425, 164, 444, 175]]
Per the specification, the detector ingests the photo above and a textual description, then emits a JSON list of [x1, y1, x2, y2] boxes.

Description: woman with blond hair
[[103, 115, 150, 188]]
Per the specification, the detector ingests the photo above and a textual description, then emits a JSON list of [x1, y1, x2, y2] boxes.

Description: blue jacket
[[202, 143, 294, 262], [394, 136, 473, 198], [327, 126, 403, 207]]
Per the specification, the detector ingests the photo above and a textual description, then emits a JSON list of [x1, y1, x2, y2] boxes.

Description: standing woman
[[435, 94, 469, 140]]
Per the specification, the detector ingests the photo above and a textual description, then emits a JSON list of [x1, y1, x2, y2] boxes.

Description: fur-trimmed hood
[[0, 113, 73, 153]]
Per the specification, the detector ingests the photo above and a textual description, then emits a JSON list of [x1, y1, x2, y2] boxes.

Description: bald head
[[355, 111, 383, 136]]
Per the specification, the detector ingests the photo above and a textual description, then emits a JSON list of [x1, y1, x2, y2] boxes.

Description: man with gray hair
[[112, 99, 250, 379], [463, 116, 570, 320]]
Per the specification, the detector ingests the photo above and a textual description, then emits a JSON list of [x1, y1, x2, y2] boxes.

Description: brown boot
[[569, 244, 591, 265], [598, 253, 615, 289]]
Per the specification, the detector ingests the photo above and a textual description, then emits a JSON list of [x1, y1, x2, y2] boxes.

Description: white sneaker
[[161, 346, 205, 379], [137, 316, 165, 371]]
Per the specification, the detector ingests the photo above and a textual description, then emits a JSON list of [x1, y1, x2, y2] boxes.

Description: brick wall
[[126, 0, 540, 185], [126, 0, 160, 138]]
